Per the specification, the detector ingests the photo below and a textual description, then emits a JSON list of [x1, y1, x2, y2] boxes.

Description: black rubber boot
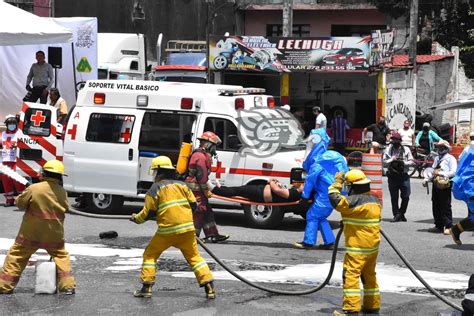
[[204, 281, 216, 299], [451, 224, 463, 246], [207, 234, 229, 243], [133, 284, 153, 298]]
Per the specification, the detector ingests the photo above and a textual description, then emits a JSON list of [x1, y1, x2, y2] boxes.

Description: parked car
[[322, 48, 369, 69]]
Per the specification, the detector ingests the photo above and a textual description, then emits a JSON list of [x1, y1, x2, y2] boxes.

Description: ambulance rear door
[[63, 107, 144, 197], [16, 102, 63, 180]]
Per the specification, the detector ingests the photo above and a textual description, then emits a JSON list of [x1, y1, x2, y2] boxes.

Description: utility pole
[[408, 0, 419, 69], [281, 0, 293, 106], [282, 0, 293, 38]]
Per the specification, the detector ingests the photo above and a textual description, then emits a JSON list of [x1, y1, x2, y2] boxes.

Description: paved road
[[0, 178, 471, 315]]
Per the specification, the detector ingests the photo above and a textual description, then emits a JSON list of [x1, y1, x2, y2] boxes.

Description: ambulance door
[[16, 102, 63, 180], [199, 115, 245, 187], [63, 107, 144, 197]]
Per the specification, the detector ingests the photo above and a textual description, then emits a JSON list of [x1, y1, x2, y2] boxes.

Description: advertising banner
[[369, 29, 395, 66], [209, 35, 371, 73]]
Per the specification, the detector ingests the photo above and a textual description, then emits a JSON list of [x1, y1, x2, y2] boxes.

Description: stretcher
[[211, 194, 301, 206]]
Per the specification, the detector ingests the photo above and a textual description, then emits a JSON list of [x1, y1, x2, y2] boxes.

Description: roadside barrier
[[67, 206, 463, 311], [362, 153, 383, 205]]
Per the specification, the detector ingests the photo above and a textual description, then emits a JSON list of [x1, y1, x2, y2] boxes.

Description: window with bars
[[331, 25, 387, 37], [266, 24, 311, 37]]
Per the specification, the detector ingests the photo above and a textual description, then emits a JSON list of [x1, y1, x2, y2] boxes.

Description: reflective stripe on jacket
[[135, 179, 197, 235], [328, 185, 381, 254], [15, 177, 69, 249]]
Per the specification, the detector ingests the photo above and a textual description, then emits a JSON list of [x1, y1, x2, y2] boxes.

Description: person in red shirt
[[185, 132, 229, 243], [1, 115, 25, 206]]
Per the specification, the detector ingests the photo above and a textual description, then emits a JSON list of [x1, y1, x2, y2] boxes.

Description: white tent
[[0, 2, 97, 122], [0, 1, 73, 45]]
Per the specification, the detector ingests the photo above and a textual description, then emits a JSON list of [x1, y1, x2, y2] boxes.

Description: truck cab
[[98, 33, 147, 80]]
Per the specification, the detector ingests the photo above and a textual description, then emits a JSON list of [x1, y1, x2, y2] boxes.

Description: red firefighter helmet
[[197, 131, 222, 145]]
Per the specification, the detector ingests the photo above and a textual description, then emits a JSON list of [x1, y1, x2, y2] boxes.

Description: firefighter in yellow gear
[[131, 156, 215, 299], [0, 160, 75, 294], [328, 169, 382, 315]]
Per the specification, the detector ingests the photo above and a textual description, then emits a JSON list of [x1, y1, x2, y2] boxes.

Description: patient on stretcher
[[211, 179, 303, 203]]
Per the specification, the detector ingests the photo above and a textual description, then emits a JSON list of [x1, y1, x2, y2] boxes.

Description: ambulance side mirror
[[227, 134, 241, 150]]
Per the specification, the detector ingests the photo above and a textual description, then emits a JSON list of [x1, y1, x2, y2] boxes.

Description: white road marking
[[0, 238, 469, 296]]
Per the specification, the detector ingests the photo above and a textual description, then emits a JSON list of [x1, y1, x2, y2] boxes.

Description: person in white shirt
[[313, 106, 327, 129], [422, 140, 457, 235], [398, 120, 415, 147], [49, 88, 68, 124]]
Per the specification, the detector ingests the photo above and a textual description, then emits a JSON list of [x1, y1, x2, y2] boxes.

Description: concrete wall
[[55, 0, 236, 63], [244, 9, 388, 36]]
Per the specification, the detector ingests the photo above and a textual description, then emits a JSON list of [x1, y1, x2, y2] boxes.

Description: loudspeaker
[[48, 47, 62, 69]]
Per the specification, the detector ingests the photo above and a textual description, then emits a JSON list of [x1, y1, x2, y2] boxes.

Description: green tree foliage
[[369, 0, 474, 78]]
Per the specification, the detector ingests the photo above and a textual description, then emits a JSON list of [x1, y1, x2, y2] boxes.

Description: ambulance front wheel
[[85, 193, 124, 214], [243, 204, 284, 229]]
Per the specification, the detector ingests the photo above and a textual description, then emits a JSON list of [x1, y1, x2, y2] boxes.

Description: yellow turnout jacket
[[328, 184, 382, 255], [15, 177, 69, 249], [134, 179, 197, 235]]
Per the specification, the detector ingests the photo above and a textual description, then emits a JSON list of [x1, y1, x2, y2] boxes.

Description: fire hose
[[0, 163, 463, 310], [65, 207, 463, 310]]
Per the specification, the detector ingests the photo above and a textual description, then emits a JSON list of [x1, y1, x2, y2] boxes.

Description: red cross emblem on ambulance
[[30, 110, 46, 127]]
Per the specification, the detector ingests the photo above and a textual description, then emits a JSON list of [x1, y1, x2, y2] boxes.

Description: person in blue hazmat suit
[[450, 143, 474, 245], [295, 128, 349, 249]]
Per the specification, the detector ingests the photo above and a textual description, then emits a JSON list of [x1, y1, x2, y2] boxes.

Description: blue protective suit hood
[[303, 128, 330, 172], [452, 148, 474, 216]]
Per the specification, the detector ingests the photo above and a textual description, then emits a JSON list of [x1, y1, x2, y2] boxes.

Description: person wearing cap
[[383, 132, 415, 222], [0, 160, 75, 295], [328, 170, 382, 315], [363, 117, 390, 152], [423, 140, 457, 234], [185, 131, 229, 243], [415, 122, 441, 154], [1, 114, 25, 206], [313, 106, 327, 129], [130, 156, 215, 299]]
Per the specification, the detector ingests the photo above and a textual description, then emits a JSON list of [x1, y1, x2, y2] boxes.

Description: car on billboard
[[322, 48, 368, 69]]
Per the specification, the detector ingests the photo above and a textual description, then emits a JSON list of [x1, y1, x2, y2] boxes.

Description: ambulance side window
[[139, 112, 196, 162], [86, 113, 135, 143], [203, 117, 240, 151], [23, 108, 52, 137]]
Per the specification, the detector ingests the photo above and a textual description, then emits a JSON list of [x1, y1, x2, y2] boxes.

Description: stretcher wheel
[[243, 204, 284, 229]]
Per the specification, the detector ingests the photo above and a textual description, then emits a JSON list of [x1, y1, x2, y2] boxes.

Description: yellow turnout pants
[[140, 230, 213, 286], [342, 252, 380, 312], [0, 242, 75, 292]]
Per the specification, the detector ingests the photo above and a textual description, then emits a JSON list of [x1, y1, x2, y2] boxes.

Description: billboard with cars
[[209, 35, 371, 73]]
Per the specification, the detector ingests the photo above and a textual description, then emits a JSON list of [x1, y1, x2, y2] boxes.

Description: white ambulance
[[15, 80, 307, 228]]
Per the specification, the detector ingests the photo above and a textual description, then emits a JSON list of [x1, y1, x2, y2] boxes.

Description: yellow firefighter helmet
[[43, 160, 67, 176], [345, 169, 370, 185], [150, 156, 175, 170]]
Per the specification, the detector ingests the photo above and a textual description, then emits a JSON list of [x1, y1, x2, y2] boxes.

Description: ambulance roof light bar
[[218, 88, 266, 96]]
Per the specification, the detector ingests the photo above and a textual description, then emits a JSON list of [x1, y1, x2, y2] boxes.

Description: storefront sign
[[369, 29, 395, 66], [209, 35, 371, 73], [385, 88, 416, 130]]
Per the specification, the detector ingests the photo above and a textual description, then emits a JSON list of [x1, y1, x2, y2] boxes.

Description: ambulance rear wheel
[[243, 204, 284, 229], [85, 193, 124, 214]]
